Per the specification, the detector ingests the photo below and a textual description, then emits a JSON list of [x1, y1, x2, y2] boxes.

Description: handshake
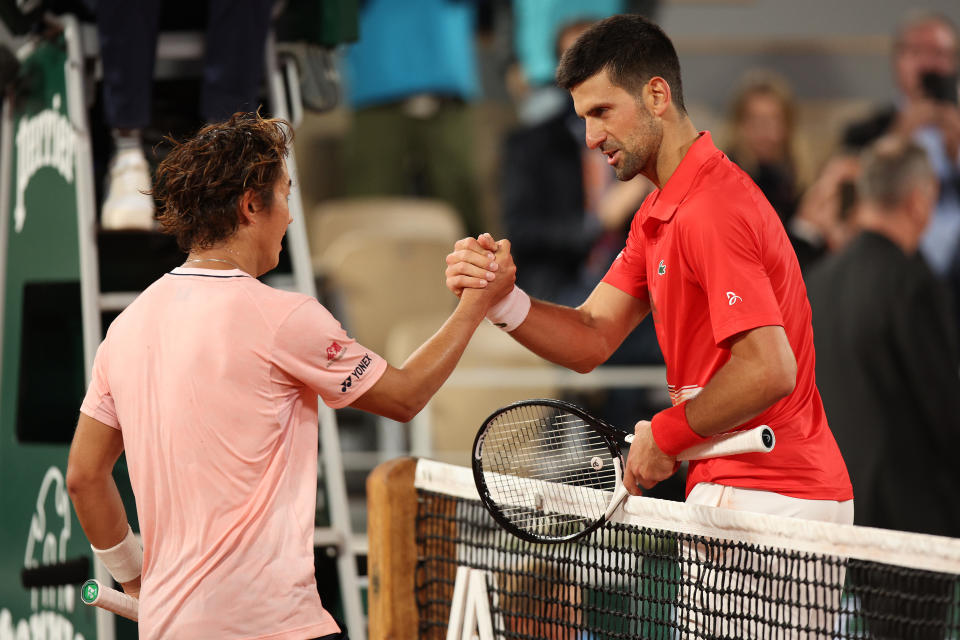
[[445, 233, 530, 332]]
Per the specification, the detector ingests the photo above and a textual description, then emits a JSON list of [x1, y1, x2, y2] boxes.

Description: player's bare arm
[[66, 414, 141, 597], [446, 235, 651, 372], [508, 283, 649, 373], [684, 324, 796, 437], [350, 242, 516, 422], [622, 325, 796, 495]]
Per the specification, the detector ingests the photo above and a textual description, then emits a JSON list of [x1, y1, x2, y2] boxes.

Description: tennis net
[[394, 459, 960, 640]]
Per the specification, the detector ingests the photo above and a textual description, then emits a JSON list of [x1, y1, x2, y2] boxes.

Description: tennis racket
[[81, 579, 139, 621], [472, 398, 775, 544]]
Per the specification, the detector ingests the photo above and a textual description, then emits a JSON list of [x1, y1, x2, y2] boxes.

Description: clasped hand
[[445, 233, 517, 304]]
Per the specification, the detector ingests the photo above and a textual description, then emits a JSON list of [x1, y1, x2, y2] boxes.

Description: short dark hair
[[555, 14, 686, 113], [152, 111, 292, 252]]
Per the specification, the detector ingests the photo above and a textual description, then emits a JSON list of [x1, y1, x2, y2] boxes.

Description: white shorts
[[686, 482, 854, 525], [678, 482, 854, 639]]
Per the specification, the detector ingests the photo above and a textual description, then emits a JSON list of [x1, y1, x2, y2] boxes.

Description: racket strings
[[480, 405, 620, 540], [484, 430, 613, 480], [484, 419, 612, 482]]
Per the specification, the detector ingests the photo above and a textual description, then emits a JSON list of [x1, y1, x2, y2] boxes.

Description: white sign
[[0, 466, 86, 640], [13, 93, 77, 233]]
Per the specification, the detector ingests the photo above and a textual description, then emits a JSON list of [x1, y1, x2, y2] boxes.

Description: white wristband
[[91, 525, 142, 584], [486, 285, 531, 332]]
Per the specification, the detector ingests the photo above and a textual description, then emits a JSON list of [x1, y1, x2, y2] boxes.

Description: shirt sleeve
[[678, 195, 784, 346], [272, 299, 388, 409], [79, 338, 120, 429], [601, 207, 649, 299]]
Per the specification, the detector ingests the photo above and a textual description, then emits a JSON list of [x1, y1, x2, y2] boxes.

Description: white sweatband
[[91, 525, 142, 583], [486, 285, 531, 332]]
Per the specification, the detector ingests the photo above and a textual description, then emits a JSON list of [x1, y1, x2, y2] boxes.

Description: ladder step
[[98, 291, 140, 312], [313, 527, 368, 556]]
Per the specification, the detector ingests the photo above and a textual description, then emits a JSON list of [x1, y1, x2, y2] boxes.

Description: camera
[[920, 71, 959, 105]]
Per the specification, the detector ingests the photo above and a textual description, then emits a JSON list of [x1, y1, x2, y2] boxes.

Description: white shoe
[[101, 148, 155, 230]]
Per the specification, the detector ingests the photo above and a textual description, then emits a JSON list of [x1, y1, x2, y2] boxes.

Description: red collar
[[644, 131, 722, 230]]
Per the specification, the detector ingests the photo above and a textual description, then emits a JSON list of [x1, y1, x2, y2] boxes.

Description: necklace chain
[[184, 257, 243, 270]]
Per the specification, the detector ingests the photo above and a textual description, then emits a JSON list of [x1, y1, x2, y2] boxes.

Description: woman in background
[[723, 70, 810, 223]]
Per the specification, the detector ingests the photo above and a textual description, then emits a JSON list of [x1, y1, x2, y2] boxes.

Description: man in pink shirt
[[66, 112, 513, 639]]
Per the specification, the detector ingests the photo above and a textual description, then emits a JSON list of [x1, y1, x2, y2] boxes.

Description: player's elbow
[[349, 368, 432, 423], [385, 383, 431, 423], [363, 397, 421, 424], [387, 399, 423, 424], [66, 458, 96, 501], [567, 343, 610, 373], [570, 359, 599, 374], [764, 351, 797, 403], [570, 344, 620, 373], [378, 389, 428, 424]]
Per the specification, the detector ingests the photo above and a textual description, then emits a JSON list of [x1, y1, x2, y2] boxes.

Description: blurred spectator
[[841, 10, 960, 278], [807, 136, 960, 539], [722, 70, 810, 223], [341, 0, 484, 236], [808, 136, 960, 640], [509, 0, 626, 127], [787, 153, 861, 270], [94, 0, 274, 230]]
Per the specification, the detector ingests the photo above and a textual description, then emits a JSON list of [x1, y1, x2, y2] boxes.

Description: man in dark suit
[[808, 136, 960, 536], [807, 136, 960, 639], [841, 11, 960, 280]]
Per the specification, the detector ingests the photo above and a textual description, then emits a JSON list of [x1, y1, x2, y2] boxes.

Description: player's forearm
[[507, 298, 618, 373], [67, 473, 130, 551], [684, 329, 796, 437], [381, 291, 489, 421], [69, 477, 143, 597]]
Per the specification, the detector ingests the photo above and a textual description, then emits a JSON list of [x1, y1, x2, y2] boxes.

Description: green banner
[[0, 35, 97, 640]]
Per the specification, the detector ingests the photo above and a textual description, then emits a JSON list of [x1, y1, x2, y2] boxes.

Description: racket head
[[472, 399, 625, 544]]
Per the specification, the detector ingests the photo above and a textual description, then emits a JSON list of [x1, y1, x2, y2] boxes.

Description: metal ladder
[[59, 14, 363, 639]]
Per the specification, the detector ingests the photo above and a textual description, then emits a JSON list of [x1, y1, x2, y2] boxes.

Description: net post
[[367, 457, 419, 640]]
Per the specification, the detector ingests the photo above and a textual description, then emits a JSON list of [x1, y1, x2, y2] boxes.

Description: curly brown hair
[[152, 112, 293, 251]]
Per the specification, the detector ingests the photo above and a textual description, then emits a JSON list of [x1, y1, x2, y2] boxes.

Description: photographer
[[842, 10, 960, 278]]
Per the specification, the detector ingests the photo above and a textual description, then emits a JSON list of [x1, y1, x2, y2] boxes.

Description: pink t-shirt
[[80, 267, 387, 639]]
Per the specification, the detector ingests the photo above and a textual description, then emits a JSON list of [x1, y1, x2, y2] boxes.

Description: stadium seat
[[321, 230, 458, 356], [307, 197, 466, 275]]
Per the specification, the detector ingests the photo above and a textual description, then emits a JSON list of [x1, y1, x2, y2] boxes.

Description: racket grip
[[676, 425, 775, 461], [81, 579, 139, 621]]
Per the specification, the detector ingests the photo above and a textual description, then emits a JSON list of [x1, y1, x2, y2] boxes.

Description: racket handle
[[81, 579, 139, 621], [676, 425, 775, 461]]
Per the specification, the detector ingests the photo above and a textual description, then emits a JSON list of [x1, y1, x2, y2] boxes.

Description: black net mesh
[[415, 490, 960, 640]]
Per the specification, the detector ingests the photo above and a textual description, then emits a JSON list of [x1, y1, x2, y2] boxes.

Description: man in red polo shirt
[[445, 13, 853, 634], [448, 13, 851, 514]]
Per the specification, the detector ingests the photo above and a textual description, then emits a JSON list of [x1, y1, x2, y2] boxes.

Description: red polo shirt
[[603, 132, 852, 501]]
